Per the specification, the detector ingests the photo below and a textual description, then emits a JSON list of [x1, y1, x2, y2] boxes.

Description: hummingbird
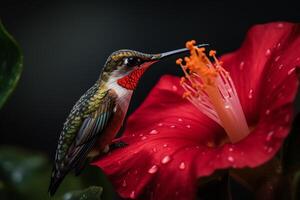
[[48, 44, 208, 196]]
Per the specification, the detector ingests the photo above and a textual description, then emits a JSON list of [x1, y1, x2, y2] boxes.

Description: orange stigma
[[177, 40, 249, 143]]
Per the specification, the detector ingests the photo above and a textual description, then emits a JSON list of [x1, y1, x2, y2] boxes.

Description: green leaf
[[0, 146, 50, 199], [0, 146, 112, 200], [60, 186, 103, 200], [0, 20, 23, 109], [0, 146, 83, 200], [78, 166, 114, 200]]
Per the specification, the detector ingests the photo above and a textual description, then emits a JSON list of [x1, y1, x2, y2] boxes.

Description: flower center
[[176, 40, 249, 143]]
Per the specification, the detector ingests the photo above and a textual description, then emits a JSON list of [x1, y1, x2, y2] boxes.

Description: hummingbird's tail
[[48, 170, 67, 196]]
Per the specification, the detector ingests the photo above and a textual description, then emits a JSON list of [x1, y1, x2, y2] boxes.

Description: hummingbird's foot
[[109, 141, 128, 151]]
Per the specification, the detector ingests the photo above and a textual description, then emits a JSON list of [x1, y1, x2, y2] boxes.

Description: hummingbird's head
[[101, 44, 208, 90]]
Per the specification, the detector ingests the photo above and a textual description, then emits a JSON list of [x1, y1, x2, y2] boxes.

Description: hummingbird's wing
[[68, 92, 116, 164], [49, 86, 117, 196]]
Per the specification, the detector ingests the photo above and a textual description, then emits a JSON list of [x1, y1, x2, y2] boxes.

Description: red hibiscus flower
[[93, 22, 300, 200]]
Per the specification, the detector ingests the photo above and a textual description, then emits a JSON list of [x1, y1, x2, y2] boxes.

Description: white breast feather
[[106, 72, 133, 113]]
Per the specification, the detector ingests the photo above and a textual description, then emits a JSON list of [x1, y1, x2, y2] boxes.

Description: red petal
[[220, 22, 300, 124], [219, 21, 300, 167], [94, 75, 223, 200], [93, 22, 300, 200]]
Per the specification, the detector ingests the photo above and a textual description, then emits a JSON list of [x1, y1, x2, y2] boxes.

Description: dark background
[[0, 0, 299, 160]]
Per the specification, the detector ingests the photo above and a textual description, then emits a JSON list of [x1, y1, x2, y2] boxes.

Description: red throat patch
[[117, 67, 147, 90]]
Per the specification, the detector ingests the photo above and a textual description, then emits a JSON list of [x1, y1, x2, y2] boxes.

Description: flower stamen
[[177, 40, 250, 143]]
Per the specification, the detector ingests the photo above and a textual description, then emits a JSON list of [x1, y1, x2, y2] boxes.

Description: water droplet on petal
[[134, 170, 138, 174], [122, 180, 127, 187], [277, 23, 283, 28], [296, 57, 300, 61], [149, 129, 158, 135], [265, 49, 271, 56], [152, 147, 157, 152], [285, 114, 290, 122], [170, 125, 176, 128], [148, 165, 158, 174], [186, 124, 191, 128], [265, 109, 270, 115], [132, 133, 135, 137], [163, 144, 168, 148], [288, 68, 295, 75], [141, 136, 147, 140], [266, 131, 274, 142], [179, 162, 186, 170], [130, 191, 136, 198], [278, 64, 284, 70], [277, 43, 281, 49], [267, 147, 273, 153], [161, 155, 171, 164], [229, 147, 234, 152], [224, 104, 230, 109], [248, 89, 253, 99], [172, 85, 178, 91], [239, 61, 244, 70], [228, 156, 234, 162], [275, 56, 280, 62], [178, 118, 183, 122], [158, 123, 163, 126]]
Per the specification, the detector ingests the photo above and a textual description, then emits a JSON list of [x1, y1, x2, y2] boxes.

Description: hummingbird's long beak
[[154, 43, 209, 60]]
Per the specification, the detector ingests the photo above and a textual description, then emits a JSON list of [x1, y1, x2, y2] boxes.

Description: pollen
[[177, 40, 250, 143]]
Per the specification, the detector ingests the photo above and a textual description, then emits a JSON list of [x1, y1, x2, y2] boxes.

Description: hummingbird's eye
[[123, 57, 141, 68]]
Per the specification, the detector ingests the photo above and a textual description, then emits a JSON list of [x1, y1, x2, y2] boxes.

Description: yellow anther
[[176, 40, 250, 144], [186, 40, 196, 49], [191, 83, 198, 89], [209, 50, 216, 57], [184, 56, 190, 62], [198, 47, 205, 52], [182, 91, 192, 98], [176, 58, 183, 65], [180, 77, 186, 85]]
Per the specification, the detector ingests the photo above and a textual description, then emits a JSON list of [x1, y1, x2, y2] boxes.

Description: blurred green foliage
[[0, 20, 23, 109], [0, 146, 114, 200], [0, 21, 114, 200], [60, 186, 103, 200]]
